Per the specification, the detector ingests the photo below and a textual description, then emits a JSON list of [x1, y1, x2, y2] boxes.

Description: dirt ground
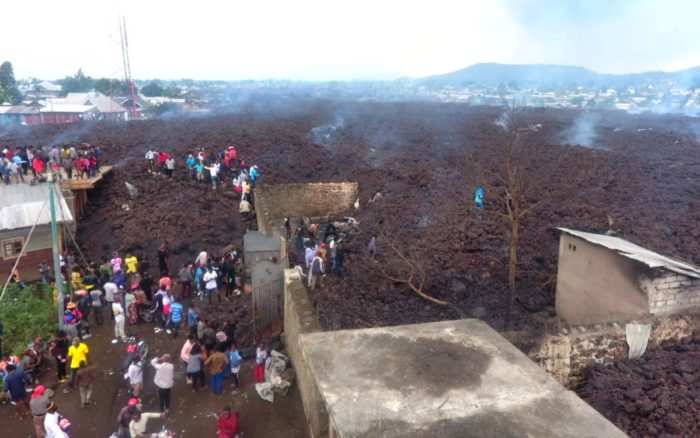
[[1, 99, 699, 436], [0, 315, 308, 438]]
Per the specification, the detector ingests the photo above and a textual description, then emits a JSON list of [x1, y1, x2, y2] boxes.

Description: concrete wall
[[556, 234, 652, 324], [282, 269, 328, 438], [642, 273, 700, 315], [255, 183, 358, 236]]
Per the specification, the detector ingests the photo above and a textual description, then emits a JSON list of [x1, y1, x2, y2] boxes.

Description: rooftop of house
[[0, 183, 73, 231], [299, 318, 625, 437], [559, 228, 700, 278]]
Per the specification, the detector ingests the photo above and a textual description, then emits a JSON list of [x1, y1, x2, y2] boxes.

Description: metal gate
[[244, 231, 285, 278], [251, 260, 285, 342]]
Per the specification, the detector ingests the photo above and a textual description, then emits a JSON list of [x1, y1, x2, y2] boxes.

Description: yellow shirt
[[125, 256, 138, 273], [68, 343, 89, 369], [71, 271, 83, 288]]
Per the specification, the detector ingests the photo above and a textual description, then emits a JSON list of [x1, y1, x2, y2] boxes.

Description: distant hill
[[409, 63, 700, 88]]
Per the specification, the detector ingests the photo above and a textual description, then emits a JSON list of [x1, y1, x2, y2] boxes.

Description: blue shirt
[[187, 307, 198, 327], [250, 167, 260, 180], [186, 156, 195, 169], [170, 302, 184, 323]]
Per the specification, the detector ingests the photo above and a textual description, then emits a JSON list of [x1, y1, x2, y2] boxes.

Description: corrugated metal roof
[[65, 92, 127, 114], [558, 228, 700, 278], [39, 104, 96, 113], [0, 184, 73, 231]]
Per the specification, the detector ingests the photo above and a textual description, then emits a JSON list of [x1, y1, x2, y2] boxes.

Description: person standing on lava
[[157, 242, 169, 273]]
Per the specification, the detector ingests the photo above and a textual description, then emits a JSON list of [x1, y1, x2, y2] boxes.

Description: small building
[[294, 317, 625, 437], [39, 104, 98, 124], [556, 228, 700, 325], [0, 184, 73, 282], [0, 105, 41, 125], [63, 92, 128, 121]]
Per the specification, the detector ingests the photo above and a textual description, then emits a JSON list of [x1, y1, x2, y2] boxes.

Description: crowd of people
[[1, 239, 251, 437], [0, 143, 103, 184], [0, 139, 338, 438], [144, 144, 261, 195]]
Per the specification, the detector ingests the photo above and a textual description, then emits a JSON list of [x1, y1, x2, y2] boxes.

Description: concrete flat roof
[[300, 319, 625, 438]]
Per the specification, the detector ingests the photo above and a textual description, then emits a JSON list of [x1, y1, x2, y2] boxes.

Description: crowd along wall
[[282, 269, 328, 438]]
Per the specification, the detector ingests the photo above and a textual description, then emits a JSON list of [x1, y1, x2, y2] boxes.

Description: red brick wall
[[1, 248, 53, 283]]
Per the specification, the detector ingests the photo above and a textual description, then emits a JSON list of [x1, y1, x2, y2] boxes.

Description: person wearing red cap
[[30, 384, 50, 437], [117, 398, 140, 437]]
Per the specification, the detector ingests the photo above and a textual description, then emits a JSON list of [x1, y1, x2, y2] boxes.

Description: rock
[[675, 361, 698, 374], [470, 306, 487, 318], [450, 280, 467, 294]]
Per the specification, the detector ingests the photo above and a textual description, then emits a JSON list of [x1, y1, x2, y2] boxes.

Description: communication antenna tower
[[118, 15, 138, 120]]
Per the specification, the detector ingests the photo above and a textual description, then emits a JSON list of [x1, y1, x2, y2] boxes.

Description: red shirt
[[217, 412, 239, 438]]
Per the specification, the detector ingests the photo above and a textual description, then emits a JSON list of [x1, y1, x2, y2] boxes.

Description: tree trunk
[[507, 217, 519, 320]]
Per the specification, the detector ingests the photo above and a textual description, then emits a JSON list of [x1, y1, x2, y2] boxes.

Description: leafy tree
[[93, 78, 134, 96], [0, 61, 22, 104], [0, 284, 56, 355], [163, 86, 182, 98], [141, 81, 164, 97], [60, 69, 94, 95]]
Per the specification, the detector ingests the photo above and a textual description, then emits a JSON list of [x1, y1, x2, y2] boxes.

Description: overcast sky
[[2, 0, 699, 81]]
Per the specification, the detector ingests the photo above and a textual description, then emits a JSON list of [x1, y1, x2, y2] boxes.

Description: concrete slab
[[299, 319, 626, 438]]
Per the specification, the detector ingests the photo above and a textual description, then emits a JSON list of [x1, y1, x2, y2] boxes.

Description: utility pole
[[48, 172, 64, 329]]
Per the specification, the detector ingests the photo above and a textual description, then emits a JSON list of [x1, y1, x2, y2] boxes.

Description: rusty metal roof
[[558, 228, 700, 278], [0, 184, 73, 231]]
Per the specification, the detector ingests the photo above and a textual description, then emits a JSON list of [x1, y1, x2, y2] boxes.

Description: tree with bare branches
[[366, 230, 448, 306], [473, 105, 592, 316]]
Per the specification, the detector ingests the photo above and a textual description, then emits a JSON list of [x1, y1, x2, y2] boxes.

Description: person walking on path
[[112, 293, 127, 343], [228, 344, 243, 391], [308, 253, 325, 290], [187, 303, 199, 338], [178, 263, 193, 300], [151, 354, 174, 414], [169, 296, 184, 338], [203, 265, 219, 305], [5, 364, 31, 418], [89, 288, 103, 325], [30, 384, 50, 438], [49, 332, 69, 383], [127, 358, 143, 398], [117, 398, 140, 438], [65, 337, 89, 393], [205, 345, 229, 395], [75, 360, 95, 408], [253, 342, 267, 384], [104, 280, 117, 321], [186, 342, 206, 392]]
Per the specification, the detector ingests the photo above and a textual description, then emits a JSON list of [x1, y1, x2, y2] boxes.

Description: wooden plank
[[59, 165, 112, 190]]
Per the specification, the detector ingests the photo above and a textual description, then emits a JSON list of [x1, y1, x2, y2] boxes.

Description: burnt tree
[[474, 105, 592, 316]]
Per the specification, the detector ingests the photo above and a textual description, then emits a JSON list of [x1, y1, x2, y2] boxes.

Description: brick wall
[[255, 183, 358, 237], [282, 269, 328, 438], [642, 273, 700, 315]]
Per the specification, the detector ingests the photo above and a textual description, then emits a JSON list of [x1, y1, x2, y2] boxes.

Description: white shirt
[[129, 412, 161, 437], [104, 282, 117, 302], [127, 362, 143, 384], [151, 358, 174, 389], [113, 302, 125, 322], [203, 270, 218, 290], [125, 292, 137, 307], [44, 412, 68, 438]]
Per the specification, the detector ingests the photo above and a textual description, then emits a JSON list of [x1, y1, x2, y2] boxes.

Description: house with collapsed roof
[[556, 228, 700, 325], [0, 184, 73, 282]]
